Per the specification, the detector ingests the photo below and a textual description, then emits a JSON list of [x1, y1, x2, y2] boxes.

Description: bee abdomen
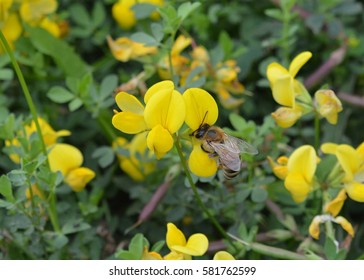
[[223, 169, 240, 180]]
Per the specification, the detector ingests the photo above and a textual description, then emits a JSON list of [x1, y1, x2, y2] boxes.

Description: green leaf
[[251, 187, 268, 203], [305, 14, 324, 34], [0, 175, 14, 203], [92, 146, 115, 168], [0, 68, 13, 80], [68, 98, 83, 111], [229, 113, 247, 131], [265, 8, 283, 21], [62, 219, 91, 235], [47, 86, 74, 103], [70, 3, 91, 27], [177, 2, 201, 22], [100, 75, 118, 98], [151, 240, 165, 253], [219, 31, 233, 59], [92, 1, 106, 27], [324, 236, 338, 260], [27, 26, 89, 78], [128, 233, 144, 259], [332, 2, 363, 15], [131, 32, 159, 46], [114, 250, 140, 260], [150, 23, 164, 43], [133, 3, 157, 19]]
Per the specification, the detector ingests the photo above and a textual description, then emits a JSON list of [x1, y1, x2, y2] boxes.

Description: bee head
[[191, 123, 211, 139]]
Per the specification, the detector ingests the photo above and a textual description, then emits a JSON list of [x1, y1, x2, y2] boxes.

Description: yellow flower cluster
[[141, 223, 234, 260], [5, 117, 95, 192], [269, 141, 364, 240], [107, 34, 246, 109], [267, 52, 342, 128], [0, 0, 66, 52], [112, 80, 221, 178]]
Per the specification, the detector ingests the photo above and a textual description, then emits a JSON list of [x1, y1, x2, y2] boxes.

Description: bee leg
[[208, 152, 218, 158]]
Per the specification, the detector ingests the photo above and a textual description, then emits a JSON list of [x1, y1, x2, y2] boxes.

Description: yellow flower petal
[[112, 0, 136, 30], [308, 216, 322, 240], [188, 144, 218, 177], [285, 145, 317, 203], [144, 80, 174, 104], [314, 89, 343, 124], [144, 89, 185, 133], [146, 125, 173, 159], [115, 91, 144, 115], [166, 223, 186, 250], [321, 143, 339, 154], [289, 51, 312, 78], [65, 167, 95, 192], [324, 189, 347, 217], [334, 216, 355, 237], [171, 35, 192, 56], [267, 63, 294, 107], [271, 106, 302, 128], [356, 142, 364, 161], [141, 247, 163, 260], [112, 112, 147, 134], [267, 156, 288, 180], [213, 251, 235, 260], [48, 143, 83, 175], [171, 233, 209, 256], [336, 145, 360, 182], [345, 182, 364, 202], [183, 88, 218, 131]]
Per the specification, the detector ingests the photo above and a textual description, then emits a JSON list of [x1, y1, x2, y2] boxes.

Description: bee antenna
[[201, 111, 208, 124], [190, 111, 209, 136]]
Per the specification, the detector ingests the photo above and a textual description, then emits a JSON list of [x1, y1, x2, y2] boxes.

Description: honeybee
[[192, 117, 258, 179]]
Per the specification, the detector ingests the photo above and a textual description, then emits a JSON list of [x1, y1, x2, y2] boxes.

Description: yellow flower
[[267, 155, 288, 180], [183, 87, 219, 177], [48, 143, 95, 192], [25, 184, 44, 200], [284, 145, 317, 203], [308, 214, 354, 240], [213, 251, 235, 260], [266, 51, 312, 127], [271, 106, 303, 128], [113, 133, 155, 181], [112, 80, 186, 159], [5, 117, 70, 163], [164, 223, 209, 260], [267, 51, 312, 107], [107, 35, 157, 62], [19, 0, 58, 23], [314, 89, 343, 125], [321, 142, 364, 202], [158, 35, 192, 79], [0, 12, 22, 52], [324, 189, 347, 217]]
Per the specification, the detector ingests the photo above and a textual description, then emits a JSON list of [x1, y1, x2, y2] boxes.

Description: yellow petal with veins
[[144, 80, 174, 104], [115, 91, 144, 115], [336, 145, 360, 183], [146, 125, 173, 159], [144, 89, 185, 133], [289, 51, 312, 78], [171, 233, 208, 256], [183, 88, 218, 131], [112, 112, 147, 134], [345, 182, 364, 202], [48, 143, 83, 175], [166, 223, 186, 250], [188, 144, 218, 177]]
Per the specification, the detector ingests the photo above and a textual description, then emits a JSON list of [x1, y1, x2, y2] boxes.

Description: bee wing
[[209, 142, 242, 171], [223, 134, 258, 155]]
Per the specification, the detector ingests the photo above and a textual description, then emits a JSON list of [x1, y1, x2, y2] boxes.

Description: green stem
[[97, 109, 118, 142], [174, 136, 237, 250], [314, 112, 320, 151], [167, 31, 176, 79], [0, 30, 60, 233]]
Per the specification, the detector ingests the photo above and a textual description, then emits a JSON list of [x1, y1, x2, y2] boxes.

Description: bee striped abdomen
[[223, 169, 240, 180]]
